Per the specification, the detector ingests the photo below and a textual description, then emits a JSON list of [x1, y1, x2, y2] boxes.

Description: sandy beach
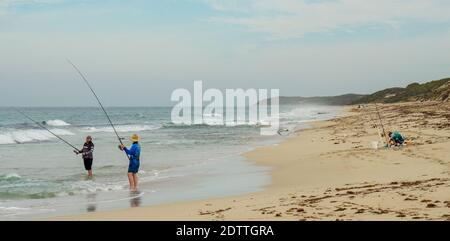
[[50, 101, 450, 221]]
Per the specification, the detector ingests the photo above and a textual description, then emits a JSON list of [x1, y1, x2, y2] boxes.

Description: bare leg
[[127, 173, 135, 190], [133, 174, 138, 191], [88, 170, 93, 178]]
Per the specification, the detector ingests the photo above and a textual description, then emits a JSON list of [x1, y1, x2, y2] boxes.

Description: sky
[[0, 0, 449, 106]]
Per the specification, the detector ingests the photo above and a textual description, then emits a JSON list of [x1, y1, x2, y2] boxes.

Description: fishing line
[[14, 108, 80, 152], [66, 59, 130, 160]]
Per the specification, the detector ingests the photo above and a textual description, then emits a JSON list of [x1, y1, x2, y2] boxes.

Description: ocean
[[0, 105, 341, 220]]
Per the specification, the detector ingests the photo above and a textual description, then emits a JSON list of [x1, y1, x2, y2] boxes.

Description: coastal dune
[[51, 101, 450, 221]]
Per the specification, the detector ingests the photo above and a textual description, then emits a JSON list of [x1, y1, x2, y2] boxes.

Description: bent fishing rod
[[66, 59, 130, 160], [15, 108, 80, 152]]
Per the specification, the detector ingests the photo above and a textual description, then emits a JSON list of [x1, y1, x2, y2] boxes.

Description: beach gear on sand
[[374, 104, 389, 145], [363, 104, 389, 149], [370, 141, 380, 149]]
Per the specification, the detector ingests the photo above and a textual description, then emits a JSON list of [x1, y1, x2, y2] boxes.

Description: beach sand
[[49, 101, 450, 221]]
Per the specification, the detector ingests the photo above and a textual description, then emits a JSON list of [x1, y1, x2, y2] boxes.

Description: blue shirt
[[124, 142, 141, 164], [391, 131, 404, 144]]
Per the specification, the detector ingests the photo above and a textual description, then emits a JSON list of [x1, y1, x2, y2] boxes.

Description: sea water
[[0, 105, 341, 220]]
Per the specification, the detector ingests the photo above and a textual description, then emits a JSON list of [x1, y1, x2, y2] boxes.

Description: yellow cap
[[130, 134, 140, 142]]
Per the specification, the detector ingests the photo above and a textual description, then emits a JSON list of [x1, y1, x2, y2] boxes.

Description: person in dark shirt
[[74, 136, 95, 178]]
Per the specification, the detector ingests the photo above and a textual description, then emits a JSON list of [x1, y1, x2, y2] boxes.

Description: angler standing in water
[[68, 60, 141, 188], [119, 134, 141, 191], [75, 136, 95, 178]]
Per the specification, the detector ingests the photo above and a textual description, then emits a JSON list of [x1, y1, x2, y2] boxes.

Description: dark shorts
[[128, 161, 140, 174], [83, 158, 93, 171]]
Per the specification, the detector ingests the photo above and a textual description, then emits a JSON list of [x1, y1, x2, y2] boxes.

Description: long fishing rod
[[66, 59, 123, 145], [66, 59, 129, 159], [15, 108, 80, 152], [374, 103, 389, 145]]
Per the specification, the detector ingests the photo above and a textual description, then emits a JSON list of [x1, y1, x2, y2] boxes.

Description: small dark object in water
[[277, 128, 289, 136]]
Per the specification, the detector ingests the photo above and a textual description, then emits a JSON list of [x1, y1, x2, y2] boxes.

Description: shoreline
[[48, 102, 450, 220]]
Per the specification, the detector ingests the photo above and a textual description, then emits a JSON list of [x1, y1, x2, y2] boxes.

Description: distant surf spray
[[81, 124, 161, 133], [171, 81, 280, 135]]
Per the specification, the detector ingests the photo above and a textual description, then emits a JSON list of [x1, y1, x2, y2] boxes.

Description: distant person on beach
[[388, 131, 405, 147], [74, 136, 95, 178], [119, 134, 141, 191]]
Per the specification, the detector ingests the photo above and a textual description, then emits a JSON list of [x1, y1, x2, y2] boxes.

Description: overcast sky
[[1, 0, 449, 106]]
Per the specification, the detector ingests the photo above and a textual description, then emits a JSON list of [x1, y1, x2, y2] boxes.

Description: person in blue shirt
[[119, 134, 141, 191], [388, 131, 405, 147]]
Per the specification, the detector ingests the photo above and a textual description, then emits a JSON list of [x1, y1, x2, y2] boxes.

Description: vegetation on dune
[[354, 78, 450, 104], [267, 77, 450, 106], [279, 94, 366, 106]]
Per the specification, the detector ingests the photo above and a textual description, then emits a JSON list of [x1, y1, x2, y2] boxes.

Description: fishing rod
[[374, 103, 389, 146], [15, 108, 80, 152], [364, 105, 384, 147], [66, 59, 129, 159]]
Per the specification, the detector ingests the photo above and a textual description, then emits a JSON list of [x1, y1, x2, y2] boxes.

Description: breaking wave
[[45, 119, 71, 126], [81, 124, 161, 133], [0, 129, 75, 145], [0, 173, 126, 200]]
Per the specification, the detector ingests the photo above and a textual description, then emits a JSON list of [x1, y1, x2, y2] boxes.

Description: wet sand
[[50, 101, 450, 221]]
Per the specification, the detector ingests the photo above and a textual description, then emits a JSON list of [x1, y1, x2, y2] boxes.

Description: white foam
[[0, 207, 30, 211], [4, 173, 21, 180], [0, 135, 15, 145], [280, 107, 319, 120], [0, 206, 55, 217], [0, 129, 75, 145], [46, 119, 71, 126], [82, 125, 160, 133], [202, 116, 225, 125], [69, 180, 125, 194], [279, 106, 341, 125]]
